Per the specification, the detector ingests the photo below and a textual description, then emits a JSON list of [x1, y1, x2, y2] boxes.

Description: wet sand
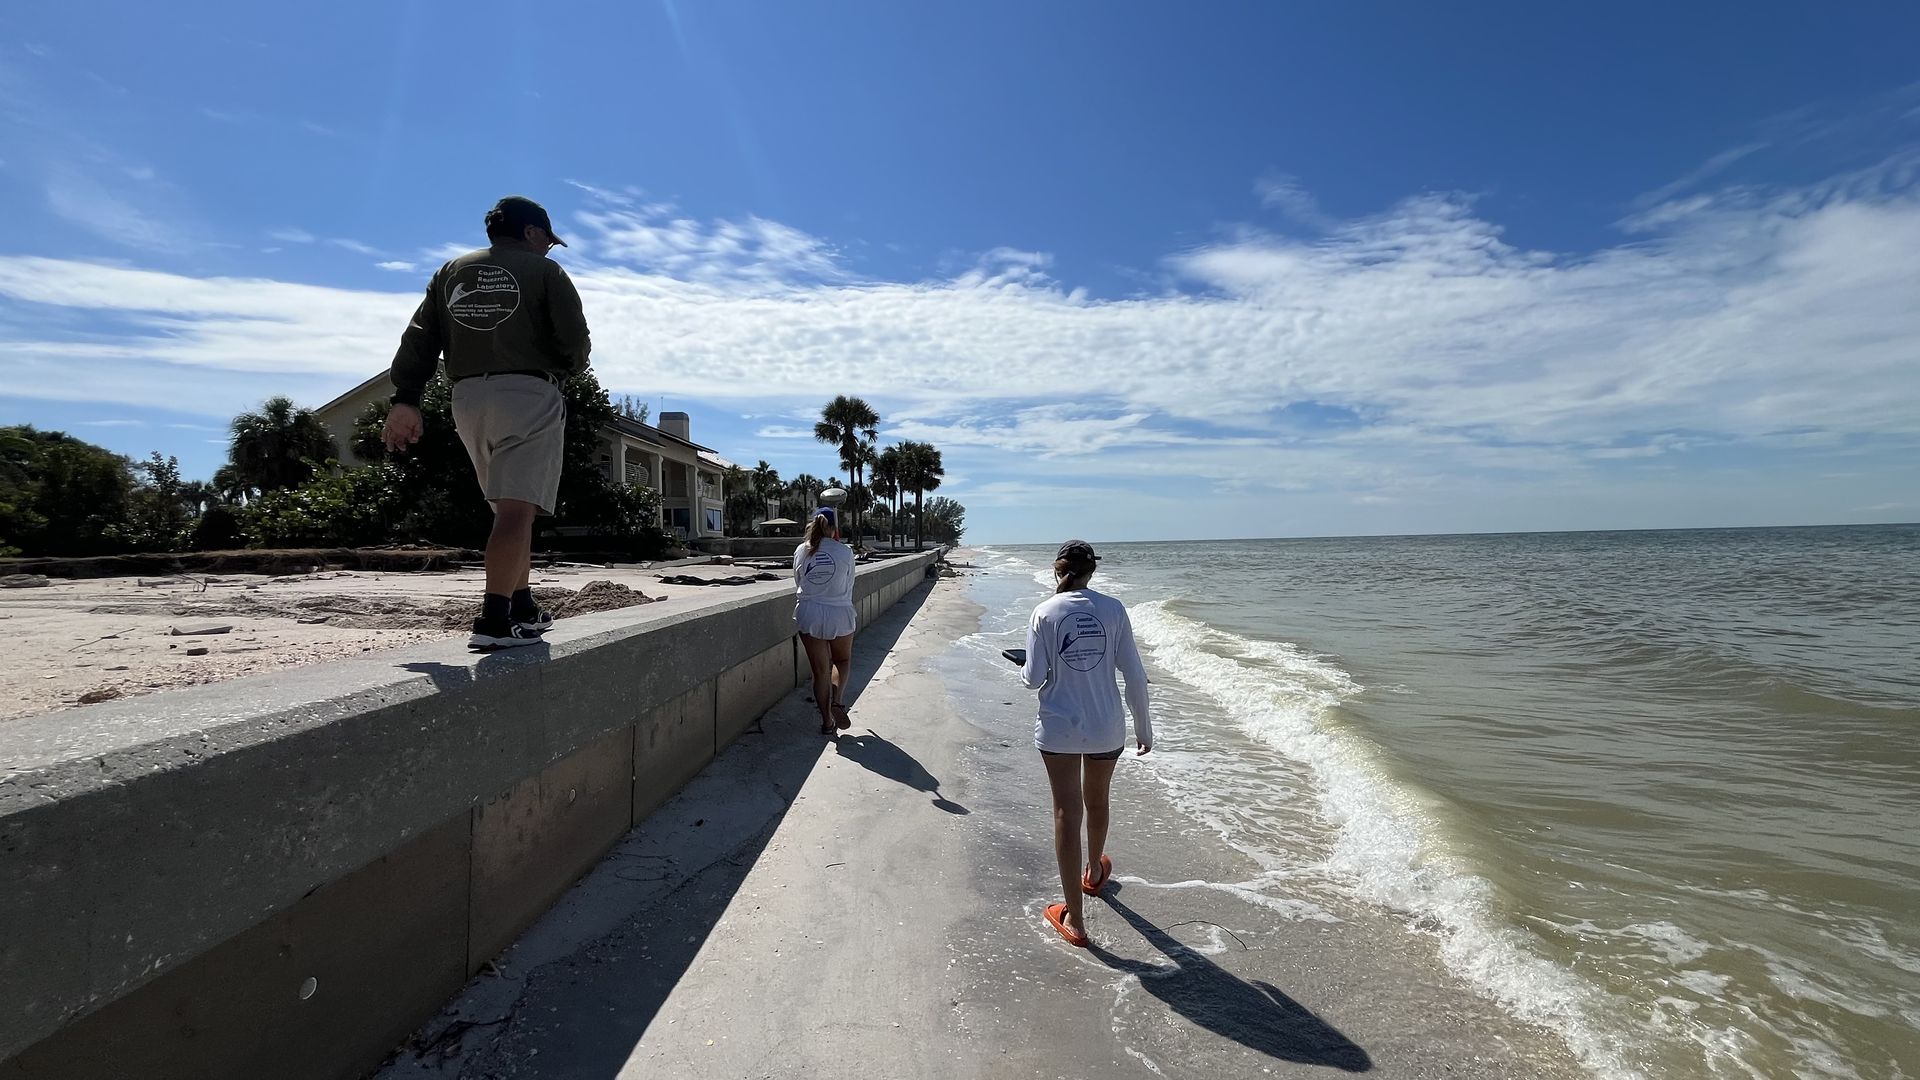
[[375, 557, 1585, 1079]]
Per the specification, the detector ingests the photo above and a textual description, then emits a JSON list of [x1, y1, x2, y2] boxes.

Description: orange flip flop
[[1044, 902, 1090, 948], [1081, 854, 1113, 896]]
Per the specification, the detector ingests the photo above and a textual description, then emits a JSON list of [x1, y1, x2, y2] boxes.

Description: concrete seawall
[[0, 549, 942, 1079]]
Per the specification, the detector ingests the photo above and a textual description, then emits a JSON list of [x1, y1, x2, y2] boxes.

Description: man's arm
[[547, 263, 591, 374], [390, 272, 446, 407]]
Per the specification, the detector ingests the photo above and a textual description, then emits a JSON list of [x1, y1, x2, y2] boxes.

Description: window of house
[[705, 508, 723, 533]]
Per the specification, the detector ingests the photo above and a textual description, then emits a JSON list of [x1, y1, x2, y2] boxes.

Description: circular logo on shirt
[[445, 264, 521, 330], [1059, 611, 1108, 671], [803, 553, 836, 585]]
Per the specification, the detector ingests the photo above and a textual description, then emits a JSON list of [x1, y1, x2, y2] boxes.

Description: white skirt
[[795, 599, 858, 640]]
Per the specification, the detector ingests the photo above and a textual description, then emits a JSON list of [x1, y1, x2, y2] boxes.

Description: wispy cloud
[[44, 169, 177, 250], [327, 238, 380, 256], [565, 179, 639, 207], [1633, 143, 1770, 209], [78, 418, 145, 427], [270, 227, 315, 244], [1255, 172, 1336, 231], [576, 204, 841, 284], [375, 260, 417, 273], [4, 155, 1920, 529]]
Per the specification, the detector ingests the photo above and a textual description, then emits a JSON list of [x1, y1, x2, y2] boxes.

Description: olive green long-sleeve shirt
[[388, 245, 591, 406]]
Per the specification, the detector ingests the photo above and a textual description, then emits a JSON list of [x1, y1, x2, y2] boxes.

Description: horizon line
[[975, 520, 1919, 547]]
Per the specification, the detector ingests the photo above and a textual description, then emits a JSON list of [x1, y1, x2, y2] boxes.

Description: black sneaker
[[513, 606, 554, 635], [469, 614, 543, 650]]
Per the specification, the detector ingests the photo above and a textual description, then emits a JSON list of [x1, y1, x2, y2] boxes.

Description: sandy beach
[[0, 558, 799, 724], [373, 551, 1584, 1079]]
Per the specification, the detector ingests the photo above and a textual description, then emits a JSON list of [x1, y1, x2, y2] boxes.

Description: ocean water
[[961, 526, 1920, 1079]]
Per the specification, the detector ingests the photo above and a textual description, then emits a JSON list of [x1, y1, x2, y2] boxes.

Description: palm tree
[[751, 460, 781, 522], [813, 396, 880, 545], [722, 464, 756, 535], [870, 445, 900, 550], [177, 479, 221, 515], [223, 396, 337, 499], [783, 473, 824, 520], [899, 441, 945, 551]]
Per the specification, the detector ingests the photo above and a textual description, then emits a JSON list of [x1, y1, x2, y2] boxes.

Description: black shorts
[[1040, 746, 1124, 761]]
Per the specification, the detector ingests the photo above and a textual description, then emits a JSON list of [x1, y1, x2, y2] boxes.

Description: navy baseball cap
[[486, 195, 568, 247], [813, 507, 838, 527]]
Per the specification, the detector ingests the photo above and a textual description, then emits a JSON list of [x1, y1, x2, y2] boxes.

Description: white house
[[312, 373, 732, 541]]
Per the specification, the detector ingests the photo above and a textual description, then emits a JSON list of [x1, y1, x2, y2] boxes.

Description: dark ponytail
[[1054, 554, 1096, 594]]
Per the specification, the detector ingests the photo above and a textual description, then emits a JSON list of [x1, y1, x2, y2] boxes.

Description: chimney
[[659, 411, 691, 441]]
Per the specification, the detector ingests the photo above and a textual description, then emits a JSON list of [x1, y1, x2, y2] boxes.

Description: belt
[[454, 369, 561, 384]]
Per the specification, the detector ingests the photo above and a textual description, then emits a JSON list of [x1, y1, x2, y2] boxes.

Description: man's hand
[[1137, 740, 1152, 756], [383, 403, 424, 452]]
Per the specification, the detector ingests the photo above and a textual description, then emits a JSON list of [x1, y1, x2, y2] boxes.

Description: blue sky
[[3, 2, 1918, 544]]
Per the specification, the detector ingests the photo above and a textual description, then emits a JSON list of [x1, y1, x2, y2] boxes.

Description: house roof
[[314, 371, 739, 470], [315, 371, 393, 418], [606, 412, 730, 460]]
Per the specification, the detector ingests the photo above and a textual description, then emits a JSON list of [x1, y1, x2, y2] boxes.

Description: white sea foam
[[1127, 598, 1645, 1079], [1549, 917, 1714, 966], [1674, 969, 1733, 996], [1114, 875, 1342, 924]]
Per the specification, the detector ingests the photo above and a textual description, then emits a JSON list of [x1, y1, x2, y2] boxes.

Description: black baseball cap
[[486, 195, 567, 247], [1056, 539, 1100, 562]]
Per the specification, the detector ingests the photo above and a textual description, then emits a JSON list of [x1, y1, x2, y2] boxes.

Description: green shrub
[[242, 463, 404, 548], [190, 505, 246, 551], [0, 426, 134, 556]]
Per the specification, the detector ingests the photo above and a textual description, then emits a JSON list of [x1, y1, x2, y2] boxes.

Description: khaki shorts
[[450, 373, 566, 514]]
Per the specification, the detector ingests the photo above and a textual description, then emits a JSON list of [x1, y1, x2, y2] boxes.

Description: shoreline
[[377, 550, 1586, 1078]]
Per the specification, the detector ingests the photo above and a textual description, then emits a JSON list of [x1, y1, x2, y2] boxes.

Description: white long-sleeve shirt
[[793, 539, 856, 605], [1022, 588, 1152, 753]]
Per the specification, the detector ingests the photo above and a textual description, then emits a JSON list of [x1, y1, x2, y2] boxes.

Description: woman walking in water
[[795, 507, 858, 736], [1020, 539, 1152, 947]]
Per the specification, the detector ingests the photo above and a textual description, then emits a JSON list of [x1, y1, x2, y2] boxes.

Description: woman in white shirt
[[1021, 539, 1152, 947], [794, 507, 858, 736]]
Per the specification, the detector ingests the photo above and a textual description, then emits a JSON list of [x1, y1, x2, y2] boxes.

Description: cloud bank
[[3, 158, 1918, 536]]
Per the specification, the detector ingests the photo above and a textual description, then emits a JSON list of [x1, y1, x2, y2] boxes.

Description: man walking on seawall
[[383, 195, 592, 650]]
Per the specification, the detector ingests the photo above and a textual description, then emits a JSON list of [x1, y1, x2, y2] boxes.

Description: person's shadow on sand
[[1092, 885, 1372, 1072], [834, 729, 969, 815]]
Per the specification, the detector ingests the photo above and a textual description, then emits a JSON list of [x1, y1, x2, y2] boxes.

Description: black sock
[[510, 588, 536, 619], [481, 593, 511, 621]]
